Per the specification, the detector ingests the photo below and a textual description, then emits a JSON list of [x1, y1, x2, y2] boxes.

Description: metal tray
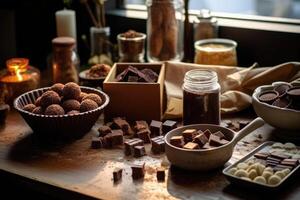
[[223, 141, 300, 190]]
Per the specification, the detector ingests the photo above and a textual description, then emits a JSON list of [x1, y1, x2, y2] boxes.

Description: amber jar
[[182, 69, 220, 125], [51, 37, 79, 83]]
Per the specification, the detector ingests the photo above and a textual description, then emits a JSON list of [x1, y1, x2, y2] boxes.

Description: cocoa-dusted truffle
[[82, 93, 102, 106], [80, 99, 98, 112], [51, 83, 64, 96], [62, 99, 80, 112], [23, 104, 36, 112], [79, 92, 88, 102], [40, 90, 60, 108], [35, 96, 42, 106], [45, 104, 65, 115], [62, 82, 81, 100], [67, 110, 80, 115], [32, 106, 44, 115]]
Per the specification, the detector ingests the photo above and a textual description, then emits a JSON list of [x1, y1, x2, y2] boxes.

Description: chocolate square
[[183, 142, 200, 150], [203, 129, 212, 139], [124, 138, 144, 156], [111, 117, 132, 135], [151, 136, 165, 154], [156, 167, 165, 182], [136, 128, 151, 143], [134, 120, 149, 132], [209, 134, 222, 147], [134, 145, 146, 157], [162, 120, 177, 135], [170, 136, 184, 148], [113, 168, 123, 182], [91, 137, 103, 149], [110, 130, 124, 146], [131, 163, 145, 179], [193, 133, 208, 147], [213, 131, 225, 140], [150, 120, 162, 136], [182, 129, 197, 143], [98, 125, 112, 137]]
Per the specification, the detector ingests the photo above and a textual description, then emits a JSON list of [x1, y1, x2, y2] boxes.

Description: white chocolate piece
[[246, 159, 255, 166], [256, 163, 266, 176], [247, 163, 257, 172], [264, 167, 274, 173], [272, 142, 283, 149], [234, 169, 248, 178], [262, 171, 273, 181], [275, 171, 285, 179], [268, 175, 282, 185], [281, 168, 291, 176], [228, 167, 237, 175], [237, 162, 248, 170], [283, 142, 296, 150], [248, 169, 258, 180], [254, 176, 267, 184]]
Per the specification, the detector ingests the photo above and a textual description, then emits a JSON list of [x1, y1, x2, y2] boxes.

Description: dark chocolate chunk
[[183, 142, 200, 150], [162, 120, 177, 135], [113, 168, 123, 182], [134, 120, 149, 132], [111, 117, 132, 135], [209, 134, 223, 147], [91, 137, 103, 149], [254, 152, 269, 159], [98, 125, 112, 137], [182, 129, 197, 143], [170, 136, 184, 148], [156, 167, 165, 181], [273, 164, 293, 171], [203, 129, 212, 139], [238, 120, 249, 130], [258, 90, 279, 104], [150, 120, 162, 136], [213, 131, 225, 140], [140, 68, 159, 83], [134, 145, 146, 157], [124, 138, 144, 156], [131, 163, 145, 179], [193, 133, 208, 147], [110, 130, 124, 146], [151, 136, 165, 154], [127, 75, 139, 82], [136, 128, 151, 143]]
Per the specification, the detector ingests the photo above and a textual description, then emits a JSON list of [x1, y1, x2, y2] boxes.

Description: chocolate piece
[[0, 104, 10, 124], [213, 131, 225, 140], [202, 143, 211, 149], [113, 168, 123, 182], [219, 139, 229, 145], [238, 120, 249, 130], [254, 152, 269, 159], [140, 68, 159, 83], [258, 90, 279, 104], [110, 130, 124, 146], [272, 98, 291, 108], [266, 157, 282, 163], [162, 120, 177, 135], [98, 125, 112, 137], [134, 145, 146, 157], [124, 138, 144, 156], [183, 142, 200, 150], [209, 134, 223, 147], [270, 152, 290, 160], [134, 120, 149, 132], [170, 136, 184, 148], [182, 129, 197, 143], [91, 137, 103, 149], [80, 99, 98, 112], [273, 164, 293, 172], [127, 75, 139, 82], [23, 104, 36, 113], [203, 129, 212, 139], [156, 167, 165, 181], [274, 83, 291, 97], [136, 128, 151, 143], [281, 159, 298, 167], [151, 136, 165, 154], [131, 163, 145, 179], [150, 120, 162, 136], [111, 117, 132, 135], [193, 133, 208, 147]]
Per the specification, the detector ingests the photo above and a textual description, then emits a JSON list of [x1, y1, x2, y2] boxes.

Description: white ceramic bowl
[[252, 81, 300, 130]]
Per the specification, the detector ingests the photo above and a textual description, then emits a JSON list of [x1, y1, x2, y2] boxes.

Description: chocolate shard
[[131, 163, 145, 179], [193, 133, 208, 147], [150, 120, 162, 137], [134, 145, 146, 157], [203, 129, 212, 139], [162, 120, 177, 135], [151, 135, 165, 154], [140, 68, 158, 83], [113, 168, 123, 182], [156, 167, 165, 182]]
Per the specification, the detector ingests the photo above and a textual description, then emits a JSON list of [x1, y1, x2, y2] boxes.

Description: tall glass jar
[[146, 0, 184, 62], [51, 37, 79, 83], [182, 69, 220, 125], [194, 9, 218, 41]]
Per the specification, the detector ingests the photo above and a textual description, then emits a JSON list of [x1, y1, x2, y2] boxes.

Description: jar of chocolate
[[183, 69, 220, 125]]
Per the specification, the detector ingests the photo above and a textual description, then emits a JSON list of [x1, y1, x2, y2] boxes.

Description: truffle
[[62, 82, 81, 100], [35, 96, 42, 106], [62, 99, 80, 112], [32, 106, 44, 115], [80, 99, 98, 112], [51, 83, 64, 96], [79, 92, 88, 102], [40, 91, 60, 108], [45, 104, 65, 115], [82, 93, 102, 106], [67, 110, 80, 115], [23, 104, 36, 112]]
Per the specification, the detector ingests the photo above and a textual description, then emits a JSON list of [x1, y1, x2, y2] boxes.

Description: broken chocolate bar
[[193, 133, 208, 147], [134, 145, 146, 157], [131, 163, 145, 179], [183, 142, 200, 149], [98, 125, 112, 137], [151, 135, 165, 154], [150, 120, 162, 136], [182, 129, 197, 143], [124, 138, 144, 156], [113, 168, 123, 182], [156, 167, 165, 181], [170, 136, 184, 148], [162, 120, 177, 135]]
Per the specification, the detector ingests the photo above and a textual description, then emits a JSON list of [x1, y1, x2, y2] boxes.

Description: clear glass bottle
[[146, 0, 184, 62], [51, 37, 79, 83], [182, 69, 220, 125], [194, 9, 218, 41]]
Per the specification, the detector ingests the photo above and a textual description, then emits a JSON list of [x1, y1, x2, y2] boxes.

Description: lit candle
[[55, 9, 77, 40]]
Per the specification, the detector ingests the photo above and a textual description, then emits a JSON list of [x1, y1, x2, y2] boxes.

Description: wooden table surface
[[0, 110, 299, 200]]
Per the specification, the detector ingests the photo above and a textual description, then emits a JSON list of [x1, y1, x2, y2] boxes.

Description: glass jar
[[51, 37, 79, 83], [146, 0, 184, 62], [117, 31, 146, 63], [194, 9, 218, 41], [194, 38, 238, 66], [183, 69, 220, 125], [0, 58, 40, 104]]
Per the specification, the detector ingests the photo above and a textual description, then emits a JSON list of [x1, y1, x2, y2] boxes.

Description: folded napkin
[[164, 61, 300, 119]]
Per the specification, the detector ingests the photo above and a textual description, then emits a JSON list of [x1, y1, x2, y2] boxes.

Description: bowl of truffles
[[252, 81, 300, 130], [79, 63, 111, 88], [14, 82, 109, 140]]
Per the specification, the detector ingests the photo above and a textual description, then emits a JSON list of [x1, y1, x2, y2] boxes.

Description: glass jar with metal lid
[[194, 9, 218, 41]]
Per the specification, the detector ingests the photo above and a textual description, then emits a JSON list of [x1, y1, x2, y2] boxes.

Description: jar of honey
[[182, 69, 220, 125]]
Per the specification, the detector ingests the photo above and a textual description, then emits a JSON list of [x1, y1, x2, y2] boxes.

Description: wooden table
[[0, 110, 299, 200]]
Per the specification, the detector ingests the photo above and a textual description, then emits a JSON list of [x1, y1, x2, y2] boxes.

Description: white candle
[[55, 9, 77, 40]]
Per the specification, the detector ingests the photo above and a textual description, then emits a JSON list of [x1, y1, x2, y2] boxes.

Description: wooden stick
[[83, 1, 99, 27]]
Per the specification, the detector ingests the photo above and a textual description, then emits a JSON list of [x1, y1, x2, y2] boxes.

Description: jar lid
[[52, 37, 76, 47], [196, 9, 217, 22]]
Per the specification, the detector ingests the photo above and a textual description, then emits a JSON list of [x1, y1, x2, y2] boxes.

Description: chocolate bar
[[281, 159, 298, 167], [134, 145, 146, 157], [182, 129, 197, 143], [131, 163, 145, 179], [136, 128, 151, 143], [183, 142, 200, 150], [98, 125, 112, 137], [156, 167, 165, 182], [162, 120, 177, 135], [270, 152, 290, 160], [113, 168, 123, 182], [170, 136, 184, 148], [124, 138, 144, 156], [150, 120, 162, 136], [254, 152, 269, 159], [151, 136, 165, 154], [193, 133, 208, 147]]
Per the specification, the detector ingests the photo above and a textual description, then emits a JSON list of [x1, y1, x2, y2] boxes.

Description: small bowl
[[79, 69, 106, 88], [252, 81, 300, 131], [14, 86, 109, 141]]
